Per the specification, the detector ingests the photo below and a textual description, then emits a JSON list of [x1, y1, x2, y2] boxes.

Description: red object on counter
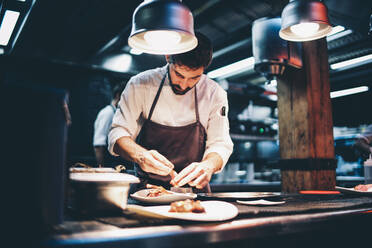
[[299, 190, 341, 195]]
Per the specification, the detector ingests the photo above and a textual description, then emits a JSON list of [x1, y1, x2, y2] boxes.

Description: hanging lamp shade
[[128, 0, 197, 55], [279, 0, 332, 42], [252, 17, 302, 80]]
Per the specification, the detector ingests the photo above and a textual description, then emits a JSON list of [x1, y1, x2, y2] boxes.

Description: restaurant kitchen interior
[[1, 0, 372, 246], [1, 1, 372, 180]]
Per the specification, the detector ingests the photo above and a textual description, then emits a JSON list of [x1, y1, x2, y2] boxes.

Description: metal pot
[[69, 172, 139, 214]]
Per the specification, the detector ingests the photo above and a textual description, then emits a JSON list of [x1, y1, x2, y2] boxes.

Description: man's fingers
[[150, 150, 174, 169], [190, 173, 208, 188], [195, 179, 209, 189], [177, 167, 203, 187], [143, 152, 172, 176], [173, 164, 196, 183]]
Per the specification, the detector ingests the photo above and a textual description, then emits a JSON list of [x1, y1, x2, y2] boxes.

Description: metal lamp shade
[[128, 0, 197, 55], [252, 17, 302, 80], [279, 0, 332, 42]]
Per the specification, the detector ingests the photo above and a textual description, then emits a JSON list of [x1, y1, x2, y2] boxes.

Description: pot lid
[[70, 172, 140, 183]]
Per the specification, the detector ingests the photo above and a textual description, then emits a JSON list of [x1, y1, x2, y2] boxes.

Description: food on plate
[[169, 199, 206, 213], [146, 184, 172, 197], [354, 184, 372, 192]]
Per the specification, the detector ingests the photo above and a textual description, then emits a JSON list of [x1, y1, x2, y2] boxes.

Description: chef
[[93, 82, 126, 167], [108, 32, 233, 192]]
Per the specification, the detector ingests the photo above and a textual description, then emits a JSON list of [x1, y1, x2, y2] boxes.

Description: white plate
[[130, 189, 197, 204], [126, 201, 238, 221], [69, 167, 116, 173], [335, 186, 372, 196], [236, 199, 285, 206]]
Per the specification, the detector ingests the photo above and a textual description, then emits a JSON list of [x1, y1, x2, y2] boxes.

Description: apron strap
[[194, 86, 200, 122], [148, 69, 168, 121]]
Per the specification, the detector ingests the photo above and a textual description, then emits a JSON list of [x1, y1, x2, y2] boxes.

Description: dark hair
[[168, 31, 213, 70], [112, 82, 126, 99]]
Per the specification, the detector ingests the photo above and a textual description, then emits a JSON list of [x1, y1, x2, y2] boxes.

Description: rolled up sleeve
[[203, 89, 233, 172], [108, 79, 143, 156]]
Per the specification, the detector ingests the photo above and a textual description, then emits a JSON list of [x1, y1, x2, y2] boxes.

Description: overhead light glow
[[326, 29, 352, 42], [327, 25, 345, 36], [330, 86, 369, 98], [129, 48, 143, 55], [267, 95, 278, 101], [144, 30, 181, 50], [207, 57, 255, 79], [102, 54, 132, 73], [290, 22, 319, 37], [0, 10, 20, 46], [330, 54, 372, 70]]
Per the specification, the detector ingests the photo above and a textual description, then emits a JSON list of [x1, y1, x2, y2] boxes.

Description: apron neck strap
[[194, 85, 200, 122], [148, 65, 201, 122], [148, 67, 167, 120]]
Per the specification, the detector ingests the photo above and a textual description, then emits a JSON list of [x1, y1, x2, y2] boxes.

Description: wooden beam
[[277, 38, 336, 193]]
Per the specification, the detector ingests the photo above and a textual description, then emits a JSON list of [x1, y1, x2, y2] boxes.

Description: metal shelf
[[230, 133, 277, 141]]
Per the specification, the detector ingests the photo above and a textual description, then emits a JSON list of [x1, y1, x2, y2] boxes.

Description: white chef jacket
[[93, 104, 116, 147], [108, 65, 233, 170]]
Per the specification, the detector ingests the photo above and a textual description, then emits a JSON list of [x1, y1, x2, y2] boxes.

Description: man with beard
[[108, 32, 233, 192]]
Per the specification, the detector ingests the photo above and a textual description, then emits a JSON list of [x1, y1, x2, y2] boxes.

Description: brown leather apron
[[135, 68, 210, 193]]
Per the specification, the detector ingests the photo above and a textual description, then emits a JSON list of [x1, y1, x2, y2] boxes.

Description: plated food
[[335, 186, 372, 196], [354, 184, 372, 192], [169, 199, 206, 213], [146, 184, 173, 197], [126, 200, 238, 221], [130, 188, 197, 204]]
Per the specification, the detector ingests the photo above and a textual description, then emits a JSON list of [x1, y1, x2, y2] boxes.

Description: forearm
[[113, 136, 147, 164], [94, 146, 105, 166]]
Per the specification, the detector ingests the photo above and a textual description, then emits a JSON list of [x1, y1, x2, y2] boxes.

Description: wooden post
[[277, 38, 336, 193]]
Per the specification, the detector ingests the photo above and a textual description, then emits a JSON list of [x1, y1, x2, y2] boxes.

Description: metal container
[[69, 172, 139, 214]]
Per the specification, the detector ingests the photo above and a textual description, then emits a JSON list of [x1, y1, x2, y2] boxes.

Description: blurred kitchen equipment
[[244, 162, 255, 181], [364, 155, 372, 184], [225, 162, 240, 183], [69, 170, 139, 214], [252, 17, 302, 81]]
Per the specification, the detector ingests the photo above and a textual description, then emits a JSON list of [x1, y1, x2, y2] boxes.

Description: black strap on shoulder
[[148, 69, 168, 121]]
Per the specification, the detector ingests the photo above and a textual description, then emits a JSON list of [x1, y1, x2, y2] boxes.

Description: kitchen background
[[0, 0, 371, 186]]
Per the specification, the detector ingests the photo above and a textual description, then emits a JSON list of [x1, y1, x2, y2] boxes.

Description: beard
[[169, 81, 193, 95]]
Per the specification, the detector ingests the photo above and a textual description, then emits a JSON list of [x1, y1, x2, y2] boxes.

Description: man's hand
[[171, 153, 223, 189], [171, 161, 215, 189], [114, 137, 175, 177], [137, 150, 175, 176]]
